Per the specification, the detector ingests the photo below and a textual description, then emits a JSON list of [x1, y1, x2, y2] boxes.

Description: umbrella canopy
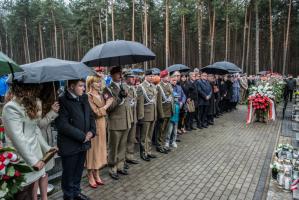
[[167, 64, 190, 73], [0, 51, 23, 76], [82, 40, 156, 67], [9, 58, 94, 83], [257, 70, 270, 75], [131, 68, 144, 74], [200, 65, 229, 75], [213, 61, 242, 73]]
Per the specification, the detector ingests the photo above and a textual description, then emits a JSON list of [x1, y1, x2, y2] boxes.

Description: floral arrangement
[[248, 94, 271, 112], [272, 79, 286, 103], [0, 147, 32, 200], [249, 82, 275, 99], [247, 81, 277, 124]]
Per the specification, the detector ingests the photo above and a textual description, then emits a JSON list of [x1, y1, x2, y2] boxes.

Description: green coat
[[105, 82, 132, 131], [127, 85, 137, 123], [137, 80, 158, 122], [157, 81, 173, 118]]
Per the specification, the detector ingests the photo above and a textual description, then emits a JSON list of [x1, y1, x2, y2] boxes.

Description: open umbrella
[[167, 64, 190, 73], [0, 51, 23, 76], [82, 40, 156, 67], [9, 58, 94, 83], [200, 65, 229, 75], [213, 61, 242, 73]]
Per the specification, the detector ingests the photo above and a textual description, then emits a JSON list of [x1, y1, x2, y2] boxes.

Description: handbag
[[186, 100, 195, 113], [33, 148, 57, 171]]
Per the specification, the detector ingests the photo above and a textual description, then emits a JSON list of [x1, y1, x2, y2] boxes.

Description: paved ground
[[49, 105, 281, 200]]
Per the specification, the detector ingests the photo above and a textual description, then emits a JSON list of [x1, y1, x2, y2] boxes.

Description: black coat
[[224, 80, 233, 100], [219, 79, 227, 99], [55, 91, 96, 156], [182, 80, 199, 106], [286, 78, 297, 90]]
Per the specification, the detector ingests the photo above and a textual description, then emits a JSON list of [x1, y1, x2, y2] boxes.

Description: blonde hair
[[86, 75, 105, 93]]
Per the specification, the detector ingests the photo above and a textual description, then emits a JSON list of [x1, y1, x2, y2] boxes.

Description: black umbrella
[[200, 65, 229, 75], [213, 61, 242, 73], [81, 40, 156, 67], [167, 64, 190, 73], [9, 58, 94, 83]]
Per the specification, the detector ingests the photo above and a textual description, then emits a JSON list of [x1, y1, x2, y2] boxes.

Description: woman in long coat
[[2, 83, 54, 200], [85, 75, 113, 188]]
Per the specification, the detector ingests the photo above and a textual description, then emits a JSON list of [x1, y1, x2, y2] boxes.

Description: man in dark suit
[[56, 79, 96, 200], [197, 72, 212, 128]]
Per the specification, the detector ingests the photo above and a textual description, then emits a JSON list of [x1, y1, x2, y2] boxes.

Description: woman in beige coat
[[2, 83, 55, 200], [86, 75, 113, 188]]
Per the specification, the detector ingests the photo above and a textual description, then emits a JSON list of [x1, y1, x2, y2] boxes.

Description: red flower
[[2, 175, 10, 181], [14, 170, 21, 177]]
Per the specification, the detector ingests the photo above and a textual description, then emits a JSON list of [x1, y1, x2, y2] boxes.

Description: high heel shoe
[[87, 174, 98, 189], [95, 180, 105, 185], [89, 183, 98, 188]]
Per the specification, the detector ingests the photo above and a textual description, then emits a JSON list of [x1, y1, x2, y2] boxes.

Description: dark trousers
[[14, 183, 35, 200], [289, 90, 294, 102], [61, 151, 86, 198], [195, 107, 200, 126], [199, 105, 208, 126], [223, 99, 231, 112], [186, 112, 195, 129]]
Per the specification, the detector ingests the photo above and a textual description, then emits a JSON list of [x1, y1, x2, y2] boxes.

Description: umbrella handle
[[8, 62, 15, 81], [53, 82, 57, 101]]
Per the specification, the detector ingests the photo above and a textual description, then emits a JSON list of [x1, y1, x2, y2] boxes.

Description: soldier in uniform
[[124, 70, 139, 165], [156, 70, 173, 153], [137, 69, 158, 161], [104, 66, 132, 180]]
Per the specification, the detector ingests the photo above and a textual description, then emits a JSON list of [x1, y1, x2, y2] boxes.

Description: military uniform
[[156, 81, 173, 151], [104, 81, 132, 176], [137, 80, 158, 160], [126, 84, 138, 162]]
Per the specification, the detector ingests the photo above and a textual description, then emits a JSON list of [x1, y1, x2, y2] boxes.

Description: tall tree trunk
[[225, 1, 229, 61], [105, 5, 109, 42], [5, 32, 8, 55], [210, 6, 216, 64], [111, 0, 115, 41], [76, 31, 80, 61], [10, 37, 13, 59], [149, 19, 152, 67], [165, 0, 170, 68], [51, 10, 58, 58], [143, 0, 148, 70], [91, 17, 95, 46], [283, 0, 291, 75], [61, 26, 66, 59], [181, 14, 186, 64], [132, 0, 135, 41], [23, 35, 27, 63], [0, 36, 2, 52], [24, 18, 31, 63], [39, 23, 44, 59], [269, 0, 273, 72], [197, 0, 203, 68], [99, 12, 103, 43], [255, 0, 259, 74], [246, 8, 252, 73], [241, 6, 248, 71]]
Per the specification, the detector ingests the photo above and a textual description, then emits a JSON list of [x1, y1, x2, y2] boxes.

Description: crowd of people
[[1, 66, 299, 200]]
